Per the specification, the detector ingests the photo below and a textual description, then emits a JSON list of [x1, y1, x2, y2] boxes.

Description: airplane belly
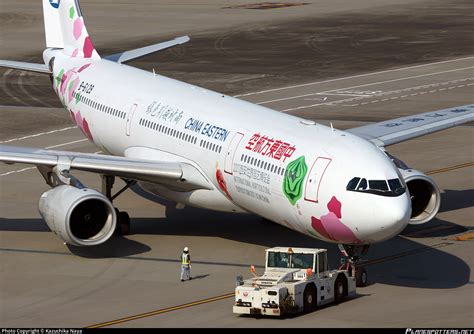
[[134, 182, 246, 213]]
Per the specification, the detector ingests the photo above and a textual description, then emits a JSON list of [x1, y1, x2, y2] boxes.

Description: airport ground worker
[[180, 247, 192, 281]]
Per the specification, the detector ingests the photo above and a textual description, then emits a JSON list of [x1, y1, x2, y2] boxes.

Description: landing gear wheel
[[118, 211, 131, 235], [339, 244, 370, 287], [114, 209, 131, 236], [356, 267, 368, 287], [303, 284, 317, 313], [334, 276, 347, 303]]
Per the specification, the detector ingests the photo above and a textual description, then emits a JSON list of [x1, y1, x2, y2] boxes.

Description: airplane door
[[224, 132, 244, 174], [126, 103, 138, 136], [304, 157, 332, 203]]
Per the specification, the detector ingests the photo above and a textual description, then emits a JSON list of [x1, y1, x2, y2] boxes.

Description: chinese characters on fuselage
[[146, 101, 184, 124], [245, 133, 296, 161]]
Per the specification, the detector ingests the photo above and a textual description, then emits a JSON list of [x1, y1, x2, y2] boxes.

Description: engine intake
[[399, 169, 441, 225], [38, 185, 116, 246]]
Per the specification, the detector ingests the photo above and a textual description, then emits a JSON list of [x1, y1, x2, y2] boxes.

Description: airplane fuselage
[[46, 49, 411, 245]]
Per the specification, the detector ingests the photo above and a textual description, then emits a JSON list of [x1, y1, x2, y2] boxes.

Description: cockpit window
[[347, 177, 405, 197], [357, 178, 368, 190], [346, 177, 360, 190], [388, 178, 405, 195], [369, 180, 389, 191], [388, 178, 402, 190]]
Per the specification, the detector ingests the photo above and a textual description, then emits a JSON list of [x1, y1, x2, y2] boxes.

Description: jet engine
[[386, 152, 441, 225], [38, 185, 117, 246], [398, 168, 441, 225]]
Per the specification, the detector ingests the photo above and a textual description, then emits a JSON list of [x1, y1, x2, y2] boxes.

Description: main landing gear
[[102, 175, 136, 236], [338, 244, 370, 287]]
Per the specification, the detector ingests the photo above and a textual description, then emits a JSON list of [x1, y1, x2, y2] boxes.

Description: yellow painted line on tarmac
[[426, 162, 474, 175], [87, 292, 235, 328], [449, 232, 474, 241]]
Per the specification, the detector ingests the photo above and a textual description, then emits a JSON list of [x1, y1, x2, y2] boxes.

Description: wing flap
[[348, 105, 474, 147], [0, 145, 211, 191], [105, 36, 190, 64]]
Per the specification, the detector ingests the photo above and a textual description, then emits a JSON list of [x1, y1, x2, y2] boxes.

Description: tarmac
[[0, 0, 473, 328]]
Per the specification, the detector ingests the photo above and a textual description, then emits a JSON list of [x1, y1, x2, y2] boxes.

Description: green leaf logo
[[283, 156, 308, 205]]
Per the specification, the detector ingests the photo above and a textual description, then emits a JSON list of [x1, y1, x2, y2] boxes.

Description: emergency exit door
[[304, 157, 332, 203], [126, 103, 138, 136], [224, 132, 244, 174]]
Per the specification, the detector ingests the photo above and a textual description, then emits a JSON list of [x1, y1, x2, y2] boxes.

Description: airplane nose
[[358, 193, 411, 243], [378, 194, 411, 241]]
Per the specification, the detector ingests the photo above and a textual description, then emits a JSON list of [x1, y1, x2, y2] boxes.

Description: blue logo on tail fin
[[49, 0, 60, 9]]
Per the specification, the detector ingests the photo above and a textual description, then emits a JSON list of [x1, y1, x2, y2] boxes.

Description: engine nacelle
[[38, 185, 117, 246], [399, 169, 441, 225]]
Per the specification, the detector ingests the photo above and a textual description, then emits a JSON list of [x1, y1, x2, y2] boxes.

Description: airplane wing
[[0, 145, 211, 191], [0, 60, 51, 74], [347, 104, 474, 147], [105, 36, 190, 64]]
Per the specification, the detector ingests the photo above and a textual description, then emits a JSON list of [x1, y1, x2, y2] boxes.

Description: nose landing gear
[[338, 244, 370, 287]]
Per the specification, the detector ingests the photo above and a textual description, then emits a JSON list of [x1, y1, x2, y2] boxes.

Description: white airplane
[[1, 0, 472, 284]]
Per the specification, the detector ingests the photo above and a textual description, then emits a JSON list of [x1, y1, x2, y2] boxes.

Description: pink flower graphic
[[311, 196, 361, 244], [71, 110, 93, 141], [73, 17, 84, 40], [83, 37, 94, 58]]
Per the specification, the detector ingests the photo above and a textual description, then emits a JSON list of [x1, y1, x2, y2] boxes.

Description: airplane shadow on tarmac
[[438, 189, 474, 214], [0, 188, 471, 289]]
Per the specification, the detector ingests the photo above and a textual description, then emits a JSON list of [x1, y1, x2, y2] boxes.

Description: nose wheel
[[338, 244, 370, 287], [355, 267, 368, 287]]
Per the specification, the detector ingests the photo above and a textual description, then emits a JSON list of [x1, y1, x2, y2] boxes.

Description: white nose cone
[[362, 193, 411, 243]]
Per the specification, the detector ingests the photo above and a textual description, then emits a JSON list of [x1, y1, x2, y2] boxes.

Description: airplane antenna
[[153, 68, 156, 77], [330, 122, 334, 132]]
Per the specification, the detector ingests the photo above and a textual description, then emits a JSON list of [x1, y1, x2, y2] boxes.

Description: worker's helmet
[[183, 247, 189, 253]]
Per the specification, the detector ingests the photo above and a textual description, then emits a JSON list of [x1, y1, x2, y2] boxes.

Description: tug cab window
[[267, 251, 314, 270]]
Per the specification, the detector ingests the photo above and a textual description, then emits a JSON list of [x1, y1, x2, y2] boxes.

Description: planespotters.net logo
[[406, 329, 473, 334], [49, 0, 61, 9]]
